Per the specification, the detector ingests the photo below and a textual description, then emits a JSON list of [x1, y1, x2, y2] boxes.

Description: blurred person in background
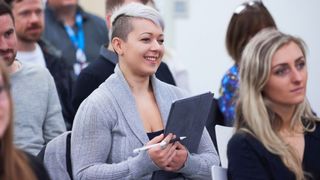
[[6, 0, 74, 129], [218, 1, 276, 126], [44, 0, 108, 80]]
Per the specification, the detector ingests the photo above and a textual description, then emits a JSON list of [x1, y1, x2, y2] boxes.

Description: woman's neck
[[271, 103, 300, 132], [127, 76, 152, 96], [119, 64, 151, 95]]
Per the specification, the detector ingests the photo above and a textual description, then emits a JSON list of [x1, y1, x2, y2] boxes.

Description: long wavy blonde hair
[[235, 28, 319, 180]]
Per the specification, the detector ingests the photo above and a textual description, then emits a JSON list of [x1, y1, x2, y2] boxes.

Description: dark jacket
[[43, 5, 108, 81], [227, 122, 320, 180], [38, 39, 73, 129]]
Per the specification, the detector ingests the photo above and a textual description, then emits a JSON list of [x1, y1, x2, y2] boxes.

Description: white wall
[[79, 0, 105, 18], [155, 0, 320, 114]]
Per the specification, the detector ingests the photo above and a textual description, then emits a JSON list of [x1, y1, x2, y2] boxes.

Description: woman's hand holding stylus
[[147, 133, 178, 169]]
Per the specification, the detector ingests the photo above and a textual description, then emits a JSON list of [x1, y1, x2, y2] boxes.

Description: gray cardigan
[[71, 65, 219, 179]]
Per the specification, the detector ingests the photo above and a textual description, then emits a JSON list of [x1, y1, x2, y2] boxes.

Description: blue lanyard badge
[[64, 14, 88, 75]]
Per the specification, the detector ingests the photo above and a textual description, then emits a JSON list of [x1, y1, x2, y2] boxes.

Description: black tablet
[[164, 91, 214, 153]]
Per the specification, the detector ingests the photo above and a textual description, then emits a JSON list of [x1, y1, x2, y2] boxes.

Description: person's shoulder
[[20, 63, 50, 77], [21, 64, 56, 88], [228, 131, 250, 146], [38, 38, 63, 59], [228, 131, 260, 151], [229, 130, 273, 158], [79, 79, 117, 118]]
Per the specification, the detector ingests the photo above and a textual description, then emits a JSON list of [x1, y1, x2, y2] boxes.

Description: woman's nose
[[150, 40, 162, 51], [291, 67, 303, 83]]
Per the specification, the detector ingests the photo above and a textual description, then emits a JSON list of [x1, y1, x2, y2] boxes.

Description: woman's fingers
[[147, 133, 164, 145]]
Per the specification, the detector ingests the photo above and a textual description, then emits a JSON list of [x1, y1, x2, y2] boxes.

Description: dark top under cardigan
[[227, 122, 320, 180]]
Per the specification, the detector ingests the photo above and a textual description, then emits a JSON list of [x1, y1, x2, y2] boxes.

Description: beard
[[18, 34, 41, 43], [17, 25, 43, 43], [0, 49, 16, 66]]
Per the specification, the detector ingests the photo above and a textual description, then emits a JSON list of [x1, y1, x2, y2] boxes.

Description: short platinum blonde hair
[[236, 28, 318, 180], [109, 2, 164, 41]]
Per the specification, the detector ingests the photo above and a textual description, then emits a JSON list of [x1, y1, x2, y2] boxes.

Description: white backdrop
[[155, 0, 320, 115]]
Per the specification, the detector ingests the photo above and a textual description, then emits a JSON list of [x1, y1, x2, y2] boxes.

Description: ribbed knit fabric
[[71, 65, 219, 179]]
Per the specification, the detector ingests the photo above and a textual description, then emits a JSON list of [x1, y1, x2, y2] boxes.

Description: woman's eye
[[274, 67, 289, 76], [158, 39, 164, 45], [141, 38, 150, 43], [296, 61, 305, 70]]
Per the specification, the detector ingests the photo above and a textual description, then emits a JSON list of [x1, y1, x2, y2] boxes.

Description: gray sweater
[[11, 62, 66, 155], [71, 65, 219, 179]]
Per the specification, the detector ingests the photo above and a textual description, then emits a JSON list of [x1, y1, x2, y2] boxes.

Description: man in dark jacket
[[44, 0, 109, 80]]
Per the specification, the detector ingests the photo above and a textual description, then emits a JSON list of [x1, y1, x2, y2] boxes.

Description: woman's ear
[[112, 37, 124, 56]]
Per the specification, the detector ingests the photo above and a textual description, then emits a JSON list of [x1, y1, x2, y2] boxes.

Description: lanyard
[[65, 13, 88, 75], [64, 13, 85, 51]]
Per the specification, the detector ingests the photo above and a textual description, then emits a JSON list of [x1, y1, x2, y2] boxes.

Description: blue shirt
[[218, 64, 239, 126]]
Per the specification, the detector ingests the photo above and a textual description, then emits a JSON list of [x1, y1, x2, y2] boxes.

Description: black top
[[25, 152, 51, 180], [71, 46, 176, 122], [147, 129, 164, 140], [227, 122, 320, 180]]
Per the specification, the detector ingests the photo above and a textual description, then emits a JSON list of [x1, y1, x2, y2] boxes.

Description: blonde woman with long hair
[[227, 28, 320, 180]]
